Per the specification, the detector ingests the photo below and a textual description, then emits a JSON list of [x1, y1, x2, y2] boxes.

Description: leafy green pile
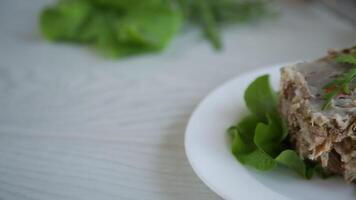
[[40, 0, 183, 57], [228, 75, 332, 178], [322, 49, 356, 110], [40, 0, 270, 57]]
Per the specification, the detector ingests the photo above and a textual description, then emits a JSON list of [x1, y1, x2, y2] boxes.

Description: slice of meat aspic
[[279, 48, 356, 182]]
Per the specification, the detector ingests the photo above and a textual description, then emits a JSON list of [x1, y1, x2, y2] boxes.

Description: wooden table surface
[[0, 0, 355, 199]]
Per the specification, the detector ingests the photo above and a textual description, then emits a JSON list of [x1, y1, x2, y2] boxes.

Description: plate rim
[[184, 63, 287, 200]]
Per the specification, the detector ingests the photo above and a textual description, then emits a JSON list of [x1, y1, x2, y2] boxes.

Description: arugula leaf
[[230, 115, 259, 155], [231, 128, 255, 156], [40, 0, 92, 41], [229, 74, 315, 179], [230, 114, 276, 171], [231, 128, 276, 171], [254, 114, 285, 157], [110, 5, 183, 56], [244, 75, 277, 122], [275, 150, 309, 178], [235, 115, 260, 143], [239, 149, 276, 171]]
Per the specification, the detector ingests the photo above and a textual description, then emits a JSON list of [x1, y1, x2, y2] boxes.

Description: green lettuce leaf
[[40, 0, 92, 41], [229, 74, 315, 179], [254, 113, 285, 157], [239, 149, 276, 171], [229, 115, 258, 156], [244, 75, 277, 122], [275, 150, 309, 178], [230, 120, 276, 171]]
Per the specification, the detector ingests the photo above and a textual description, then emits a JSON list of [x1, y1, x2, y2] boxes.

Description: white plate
[[185, 64, 354, 200]]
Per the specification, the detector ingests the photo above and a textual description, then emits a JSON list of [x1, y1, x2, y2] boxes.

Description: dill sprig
[[335, 54, 356, 65], [184, 0, 272, 50], [322, 52, 356, 110]]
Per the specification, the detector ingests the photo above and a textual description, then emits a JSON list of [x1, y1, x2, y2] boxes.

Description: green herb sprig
[[322, 53, 356, 110]]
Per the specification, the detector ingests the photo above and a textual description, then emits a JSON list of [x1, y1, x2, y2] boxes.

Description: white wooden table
[[0, 0, 355, 199]]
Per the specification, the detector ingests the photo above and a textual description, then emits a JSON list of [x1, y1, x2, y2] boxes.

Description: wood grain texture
[[0, 0, 355, 199]]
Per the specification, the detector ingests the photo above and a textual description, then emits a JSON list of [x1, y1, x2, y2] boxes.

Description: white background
[[0, 0, 355, 199]]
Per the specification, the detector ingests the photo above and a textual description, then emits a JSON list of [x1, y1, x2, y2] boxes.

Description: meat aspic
[[279, 48, 356, 182]]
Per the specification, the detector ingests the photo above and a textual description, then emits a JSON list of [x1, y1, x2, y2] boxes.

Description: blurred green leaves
[[40, 0, 271, 58], [40, 0, 182, 57]]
